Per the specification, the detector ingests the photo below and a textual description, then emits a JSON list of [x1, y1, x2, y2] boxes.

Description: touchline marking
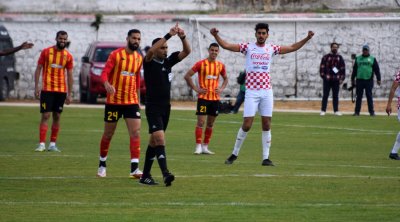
[[1, 174, 398, 180], [173, 118, 396, 134], [1, 200, 399, 208]]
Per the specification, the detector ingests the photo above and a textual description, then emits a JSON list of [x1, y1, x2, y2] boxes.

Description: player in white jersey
[[210, 23, 314, 166], [386, 69, 400, 160]]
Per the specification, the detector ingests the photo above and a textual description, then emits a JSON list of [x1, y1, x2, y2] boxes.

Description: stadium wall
[[1, 13, 399, 101]]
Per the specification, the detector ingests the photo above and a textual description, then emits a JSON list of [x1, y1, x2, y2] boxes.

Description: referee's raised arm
[[145, 23, 178, 62]]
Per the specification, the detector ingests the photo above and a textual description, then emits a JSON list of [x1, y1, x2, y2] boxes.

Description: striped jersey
[[239, 42, 281, 90], [37, 46, 74, 93], [100, 48, 142, 105], [191, 59, 226, 101]]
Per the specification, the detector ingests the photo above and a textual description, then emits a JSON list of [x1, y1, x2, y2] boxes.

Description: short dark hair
[[127, 29, 141, 37], [330, 42, 339, 48], [255, 23, 269, 33], [152, 38, 162, 46], [56, 30, 68, 38], [209, 43, 219, 49]]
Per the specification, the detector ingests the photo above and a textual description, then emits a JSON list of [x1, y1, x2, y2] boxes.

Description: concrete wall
[[1, 13, 399, 101]]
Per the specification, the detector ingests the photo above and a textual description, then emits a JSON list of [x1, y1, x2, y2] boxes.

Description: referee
[[140, 23, 191, 186]]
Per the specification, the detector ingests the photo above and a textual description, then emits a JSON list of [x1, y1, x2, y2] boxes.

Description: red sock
[[130, 137, 140, 160], [50, 125, 60, 142], [203, 127, 213, 145], [195, 126, 203, 144], [39, 123, 48, 143], [100, 135, 111, 158]]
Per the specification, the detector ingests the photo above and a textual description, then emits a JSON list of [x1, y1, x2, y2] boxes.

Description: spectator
[[230, 70, 246, 114]]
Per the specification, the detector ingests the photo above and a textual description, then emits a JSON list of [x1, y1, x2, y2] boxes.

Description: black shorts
[[196, 99, 219, 116], [40, 91, 67, 113], [145, 103, 171, 134], [104, 104, 141, 122]]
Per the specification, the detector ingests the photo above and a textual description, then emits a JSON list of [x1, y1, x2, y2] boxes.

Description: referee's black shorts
[[145, 103, 171, 134]]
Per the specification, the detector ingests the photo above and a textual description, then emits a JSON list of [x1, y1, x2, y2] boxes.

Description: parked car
[[0, 25, 19, 101], [80, 41, 146, 104]]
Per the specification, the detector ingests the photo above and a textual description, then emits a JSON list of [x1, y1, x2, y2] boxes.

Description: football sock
[[99, 156, 107, 167], [155, 145, 168, 175], [195, 126, 202, 144], [203, 127, 213, 145], [262, 130, 272, 160], [232, 127, 248, 156], [129, 137, 140, 160], [49, 142, 56, 147], [50, 125, 60, 143], [142, 145, 156, 178], [130, 161, 138, 172], [39, 123, 48, 143], [391, 132, 400, 154], [100, 135, 111, 158]]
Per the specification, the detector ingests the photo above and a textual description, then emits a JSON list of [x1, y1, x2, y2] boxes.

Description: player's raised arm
[[280, 31, 314, 55], [386, 80, 399, 116], [210, 28, 240, 52]]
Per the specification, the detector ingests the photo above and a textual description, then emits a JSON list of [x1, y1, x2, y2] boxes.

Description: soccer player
[[386, 69, 400, 160], [96, 29, 143, 178], [34, 31, 73, 152], [140, 23, 191, 186], [210, 23, 314, 166], [0, 41, 33, 56], [184, 43, 228, 155]]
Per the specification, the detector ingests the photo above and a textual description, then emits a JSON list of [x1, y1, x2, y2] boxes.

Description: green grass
[[0, 106, 399, 222]]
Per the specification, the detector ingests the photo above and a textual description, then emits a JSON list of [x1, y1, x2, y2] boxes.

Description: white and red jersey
[[239, 42, 281, 90]]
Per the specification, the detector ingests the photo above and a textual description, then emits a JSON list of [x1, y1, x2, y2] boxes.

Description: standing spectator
[[230, 70, 246, 114], [386, 69, 400, 160], [34, 31, 73, 152], [351, 44, 381, 116], [96, 29, 143, 178], [319, 42, 345, 116], [184, 43, 228, 155], [211, 23, 314, 166], [140, 23, 191, 186]]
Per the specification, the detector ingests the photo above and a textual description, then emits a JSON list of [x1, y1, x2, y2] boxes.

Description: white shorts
[[243, 89, 273, 117]]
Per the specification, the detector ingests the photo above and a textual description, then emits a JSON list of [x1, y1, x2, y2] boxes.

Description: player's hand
[[34, 87, 40, 99], [104, 81, 116, 95], [307, 31, 314, 40], [210, 28, 219, 37], [169, 22, 179, 36], [377, 80, 381, 86], [20, 41, 34, 50], [386, 105, 392, 116], [196, 87, 207, 94], [215, 88, 223, 95], [65, 94, 72, 105]]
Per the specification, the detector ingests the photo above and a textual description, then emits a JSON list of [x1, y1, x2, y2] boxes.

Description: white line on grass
[[173, 118, 397, 134], [0, 200, 399, 208], [1, 173, 398, 180]]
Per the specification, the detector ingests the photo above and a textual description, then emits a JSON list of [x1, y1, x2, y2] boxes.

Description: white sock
[[39, 142, 45, 146], [232, 127, 248, 156], [99, 156, 107, 162], [202, 144, 208, 151], [391, 132, 400, 154], [49, 142, 56, 147], [262, 130, 271, 160], [130, 158, 139, 163]]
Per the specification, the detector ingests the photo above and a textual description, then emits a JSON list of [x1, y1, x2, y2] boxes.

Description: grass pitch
[[0, 106, 399, 222]]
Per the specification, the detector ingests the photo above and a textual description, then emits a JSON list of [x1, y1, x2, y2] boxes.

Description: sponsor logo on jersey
[[206, 75, 218, 80], [250, 53, 270, 60], [121, 71, 135, 76], [50, 64, 64, 69]]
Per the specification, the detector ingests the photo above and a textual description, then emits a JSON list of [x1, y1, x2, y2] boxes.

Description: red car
[[79, 41, 146, 104]]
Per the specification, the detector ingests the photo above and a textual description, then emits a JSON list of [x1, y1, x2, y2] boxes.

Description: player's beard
[[257, 38, 266, 45], [56, 42, 66, 50], [128, 42, 139, 51], [331, 49, 338, 54]]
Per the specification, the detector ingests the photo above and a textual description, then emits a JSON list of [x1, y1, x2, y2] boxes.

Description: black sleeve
[[372, 58, 381, 81], [168, 51, 181, 68], [351, 59, 357, 81]]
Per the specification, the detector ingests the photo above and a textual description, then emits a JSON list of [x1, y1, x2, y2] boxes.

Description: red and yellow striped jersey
[[101, 48, 142, 105], [37, 46, 74, 93], [191, 59, 226, 101]]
